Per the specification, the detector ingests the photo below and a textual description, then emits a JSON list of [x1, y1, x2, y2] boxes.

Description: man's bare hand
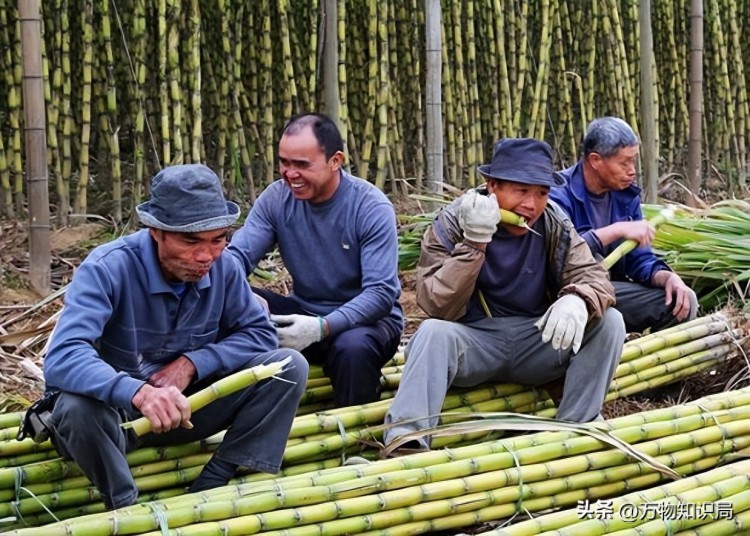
[[148, 355, 196, 392], [131, 384, 192, 434], [655, 270, 695, 321], [615, 220, 655, 247]]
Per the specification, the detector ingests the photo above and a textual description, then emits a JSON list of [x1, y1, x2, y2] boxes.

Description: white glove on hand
[[271, 314, 324, 351], [534, 294, 588, 354], [457, 190, 501, 243]]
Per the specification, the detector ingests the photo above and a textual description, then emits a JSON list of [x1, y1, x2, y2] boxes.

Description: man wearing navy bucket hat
[[43, 164, 308, 509], [384, 138, 625, 452]]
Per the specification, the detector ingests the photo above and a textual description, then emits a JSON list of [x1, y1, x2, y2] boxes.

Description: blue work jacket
[[551, 161, 670, 285], [44, 229, 277, 410]]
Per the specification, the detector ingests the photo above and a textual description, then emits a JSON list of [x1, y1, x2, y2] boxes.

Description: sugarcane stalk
[[602, 208, 674, 269], [498, 208, 538, 234], [620, 316, 730, 362], [21, 401, 750, 531], [349, 455, 735, 536], [123, 357, 291, 436], [497, 459, 750, 535], [122, 430, 750, 536], [678, 507, 750, 535], [616, 331, 740, 376]]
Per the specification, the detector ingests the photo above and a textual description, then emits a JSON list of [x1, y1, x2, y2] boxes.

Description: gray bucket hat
[[136, 164, 240, 232], [478, 138, 565, 187]]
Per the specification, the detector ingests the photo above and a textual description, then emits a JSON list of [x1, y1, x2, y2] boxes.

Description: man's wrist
[[131, 383, 151, 410], [651, 269, 674, 287], [463, 238, 489, 251]]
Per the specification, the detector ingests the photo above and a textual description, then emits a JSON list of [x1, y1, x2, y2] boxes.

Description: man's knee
[[331, 326, 397, 367], [600, 307, 626, 338], [406, 319, 455, 352], [53, 392, 117, 432]]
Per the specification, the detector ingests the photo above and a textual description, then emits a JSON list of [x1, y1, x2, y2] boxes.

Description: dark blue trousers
[[254, 287, 402, 407], [49, 349, 307, 509], [612, 281, 698, 334]]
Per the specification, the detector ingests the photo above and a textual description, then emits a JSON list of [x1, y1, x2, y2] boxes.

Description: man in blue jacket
[[550, 117, 697, 333], [44, 164, 308, 510], [229, 113, 403, 407]]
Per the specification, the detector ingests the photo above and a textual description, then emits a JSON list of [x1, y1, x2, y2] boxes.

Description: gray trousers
[[613, 281, 698, 334], [49, 349, 308, 509], [384, 309, 624, 447]]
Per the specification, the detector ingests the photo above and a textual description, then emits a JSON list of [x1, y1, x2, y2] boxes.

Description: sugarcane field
[[5, 0, 750, 534]]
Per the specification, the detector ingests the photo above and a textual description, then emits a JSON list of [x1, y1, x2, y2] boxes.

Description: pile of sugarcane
[[6, 385, 750, 535], [643, 200, 750, 311], [1, 0, 749, 221], [0, 312, 744, 531], [491, 458, 750, 535]]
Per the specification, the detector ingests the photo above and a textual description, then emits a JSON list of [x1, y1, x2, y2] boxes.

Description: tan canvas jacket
[[416, 195, 616, 322]]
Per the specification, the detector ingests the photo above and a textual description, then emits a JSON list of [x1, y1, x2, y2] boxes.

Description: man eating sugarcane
[[550, 116, 697, 333], [383, 138, 625, 452], [41, 165, 308, 510]]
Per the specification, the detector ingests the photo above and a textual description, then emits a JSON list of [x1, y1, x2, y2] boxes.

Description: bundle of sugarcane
[[7, 387, 750, 535], [298, 312, 741, 411], [489, 457, 750, 534], [644, 201, 750, 311], [0, 312, 744, 529]]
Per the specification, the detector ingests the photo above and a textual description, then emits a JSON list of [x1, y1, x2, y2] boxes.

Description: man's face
[[278, 126, 343, 204], [150, 228, 229, 282], [487, 180, 550, 236], [588, 145, 639, 191]]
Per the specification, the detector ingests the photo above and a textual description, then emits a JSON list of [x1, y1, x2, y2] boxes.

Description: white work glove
[[270, 314, 325, 351], [534, 294, 588, 354], [457, 190, 501, 243]]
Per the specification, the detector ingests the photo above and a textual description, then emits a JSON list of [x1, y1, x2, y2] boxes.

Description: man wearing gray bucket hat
[[44, 164, 308, 509], [384, 138, 625, 452]]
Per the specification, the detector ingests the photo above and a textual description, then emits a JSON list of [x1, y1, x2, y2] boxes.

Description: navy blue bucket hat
[[478, 138, 565, 187], [136, 164, 240, 232]]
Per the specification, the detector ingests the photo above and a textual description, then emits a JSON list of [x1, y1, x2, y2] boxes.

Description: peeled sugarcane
[[16, 393, 750, 536], [397, 199, 543, 271], [601, 207, 674, 270], [123, 356, 292, 436]]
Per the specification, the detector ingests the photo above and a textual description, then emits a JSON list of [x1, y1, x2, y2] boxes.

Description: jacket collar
[[568, 160, 642, 203]]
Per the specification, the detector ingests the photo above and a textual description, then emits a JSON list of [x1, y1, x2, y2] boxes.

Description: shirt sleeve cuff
[[112, 376, 147, 411], [323, 311, 348, 337]]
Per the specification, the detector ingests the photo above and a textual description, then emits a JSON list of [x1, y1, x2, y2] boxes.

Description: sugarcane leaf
[[383, 412, 681, 480]]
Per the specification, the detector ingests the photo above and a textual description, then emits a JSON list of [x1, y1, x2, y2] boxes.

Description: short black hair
[[282, 113, 344, 160]]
